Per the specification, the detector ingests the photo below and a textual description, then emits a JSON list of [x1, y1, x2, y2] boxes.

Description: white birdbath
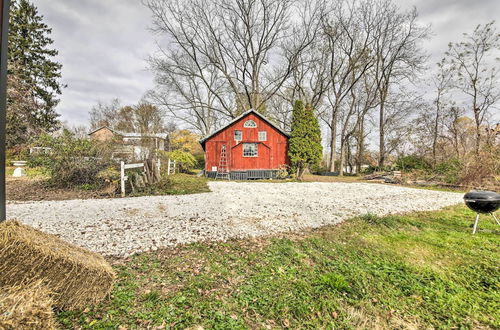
[[11, 160, 27, 177]]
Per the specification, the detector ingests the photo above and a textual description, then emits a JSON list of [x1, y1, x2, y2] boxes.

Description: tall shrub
[[288, 101, 323, 179], [30, 131, 113, 187]]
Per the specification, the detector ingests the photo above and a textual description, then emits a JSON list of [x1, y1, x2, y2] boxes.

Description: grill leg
[[472, 213, 480, 234], [492, 213, 500, 226]]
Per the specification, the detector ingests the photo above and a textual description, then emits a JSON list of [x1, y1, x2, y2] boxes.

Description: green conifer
[[7, 0, 63, 146], [288, 100, 323, 179]]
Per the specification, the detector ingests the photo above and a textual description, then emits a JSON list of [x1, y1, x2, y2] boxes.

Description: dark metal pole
[[0, 0, 10, 222]]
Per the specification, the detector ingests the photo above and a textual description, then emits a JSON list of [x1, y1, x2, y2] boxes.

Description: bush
[[395, 155, 430, 172], [160, 150, 198, 173], [97, 166, 121, 183], [434, 158, 463, 184], [6, 146, 29, 165], [30, 131, 115, 188], [194, 153, 205, 170]]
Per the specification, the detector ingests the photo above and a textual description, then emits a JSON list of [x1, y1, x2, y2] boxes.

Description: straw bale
[[0, 220, 115, 310], [0, 280, 56, 330]]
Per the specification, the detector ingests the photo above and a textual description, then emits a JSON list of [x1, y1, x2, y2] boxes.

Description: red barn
[[200, 109, 290, 179]]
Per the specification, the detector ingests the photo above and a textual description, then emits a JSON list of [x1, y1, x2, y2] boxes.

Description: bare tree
[[384, 89, 424, 158], [89, 98, 122, 130], [135, 102, 166, 134], [445, 21, 500, 152], [284, 0, 330, 109], [336, 67, 379, 175], [146, 0, 316, 135], [372, 2, 429, 168], [337, 87, 359, 176], [320, 0, 377, 172], [89, 99, 169, 136], [430, 59, 453, 166], [147, 49, 227, 136], [115, 106, 136, 133], [352, 71, 379, 173]]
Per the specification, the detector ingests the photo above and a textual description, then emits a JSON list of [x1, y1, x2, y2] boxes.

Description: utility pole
[[0, 0, 10, 222]]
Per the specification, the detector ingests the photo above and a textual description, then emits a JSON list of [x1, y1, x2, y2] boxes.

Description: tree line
[[145, 0, 499, 178], [5, 0, 499, 183]]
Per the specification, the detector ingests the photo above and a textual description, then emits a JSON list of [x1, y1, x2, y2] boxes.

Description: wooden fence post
[[120, 161, 125, 197]]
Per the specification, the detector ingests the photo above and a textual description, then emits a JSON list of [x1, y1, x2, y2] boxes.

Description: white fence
[[120, 161, 144, 197], [121, 159, 175, 197]]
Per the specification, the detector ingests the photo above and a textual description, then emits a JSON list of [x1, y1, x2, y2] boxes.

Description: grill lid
[[463, 190, 500, 202]]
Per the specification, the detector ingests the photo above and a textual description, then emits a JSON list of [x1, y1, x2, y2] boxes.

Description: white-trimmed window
[[243, 143, 258, 157], [234, 130, 242, 141], [258, 131, 267, 141], [244, 120, 257, 128]]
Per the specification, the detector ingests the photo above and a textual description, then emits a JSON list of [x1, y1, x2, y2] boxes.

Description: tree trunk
[[475, 121, 481, 155], [356, 118, 365, 174], [339, 139, 345, 176], [432, 100, 440, 167], [346, 139, 352, 174], [328, 110, 338, 172], [378, 91, 386, 169], [297, 162, 305, 181]]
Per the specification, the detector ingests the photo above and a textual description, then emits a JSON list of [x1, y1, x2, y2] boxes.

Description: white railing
[[120, 161, 144, 197]]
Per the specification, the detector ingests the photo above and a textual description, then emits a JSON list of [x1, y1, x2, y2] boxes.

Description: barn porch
[[204, 169, 281, 180]]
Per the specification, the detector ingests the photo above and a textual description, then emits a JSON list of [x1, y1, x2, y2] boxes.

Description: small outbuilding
[[89, 126, 169, 160], [200, 109, 290, 179]]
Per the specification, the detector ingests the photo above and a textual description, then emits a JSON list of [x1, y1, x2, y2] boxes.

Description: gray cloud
[[33, 0, 500, 127], [34, 0, 156, 126]]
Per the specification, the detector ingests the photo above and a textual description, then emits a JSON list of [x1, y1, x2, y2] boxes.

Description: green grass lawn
[[57, 205, 499, 329]]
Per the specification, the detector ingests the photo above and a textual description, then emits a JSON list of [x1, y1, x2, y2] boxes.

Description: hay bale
[[0, 220, 115, 310], [0, 281, 56, 330]]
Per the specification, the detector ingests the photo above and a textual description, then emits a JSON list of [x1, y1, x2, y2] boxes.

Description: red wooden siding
[[202, 112, 289, 171]]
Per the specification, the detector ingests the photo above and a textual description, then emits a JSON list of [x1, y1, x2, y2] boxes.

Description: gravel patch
[[6, 182, 463, 257]]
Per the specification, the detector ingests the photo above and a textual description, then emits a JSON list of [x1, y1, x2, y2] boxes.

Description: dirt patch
[[6, 177, 110, 202]]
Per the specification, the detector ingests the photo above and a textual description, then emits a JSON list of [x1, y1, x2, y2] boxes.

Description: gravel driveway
[[7, 182, 463, 257]]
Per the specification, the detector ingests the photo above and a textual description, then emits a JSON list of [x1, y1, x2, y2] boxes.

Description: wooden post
[[120, 161, 125, 197], [173, 160, 176, 174], [0, 0, 10, 222], [167, 158, 171, 176]]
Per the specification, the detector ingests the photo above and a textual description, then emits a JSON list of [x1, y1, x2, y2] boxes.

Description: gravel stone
[[6, 182, 463, 257]]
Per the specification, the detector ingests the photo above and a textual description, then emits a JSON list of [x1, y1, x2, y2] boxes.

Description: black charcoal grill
[[463, 190, 500, 234]]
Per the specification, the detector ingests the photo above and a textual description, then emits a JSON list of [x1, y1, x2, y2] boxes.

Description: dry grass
[[0, 220, 115, 310], [0, 281, 56, 330], [302, 174, 369, 183]]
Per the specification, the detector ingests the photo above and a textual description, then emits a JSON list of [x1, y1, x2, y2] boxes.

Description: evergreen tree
[[288, 100, 323, 179], [7, 0, 63, 146]]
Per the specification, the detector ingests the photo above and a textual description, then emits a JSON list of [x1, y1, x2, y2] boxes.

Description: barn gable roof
[[88, 126, 168, 139], [199, 109, 289, 146]]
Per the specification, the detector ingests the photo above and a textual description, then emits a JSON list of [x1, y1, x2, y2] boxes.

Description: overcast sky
[[33, 0, 500, 127]]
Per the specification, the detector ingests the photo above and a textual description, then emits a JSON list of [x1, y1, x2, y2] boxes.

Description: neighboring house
[[89, 126, 169, 160], [200, 109, 290, 180]]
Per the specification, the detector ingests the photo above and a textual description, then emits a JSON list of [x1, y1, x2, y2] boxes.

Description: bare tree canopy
[[89, 99, 170, 134], [145, 0, 319, 135], [142, 0, 498, 181], [445, 21, 500, 151]]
